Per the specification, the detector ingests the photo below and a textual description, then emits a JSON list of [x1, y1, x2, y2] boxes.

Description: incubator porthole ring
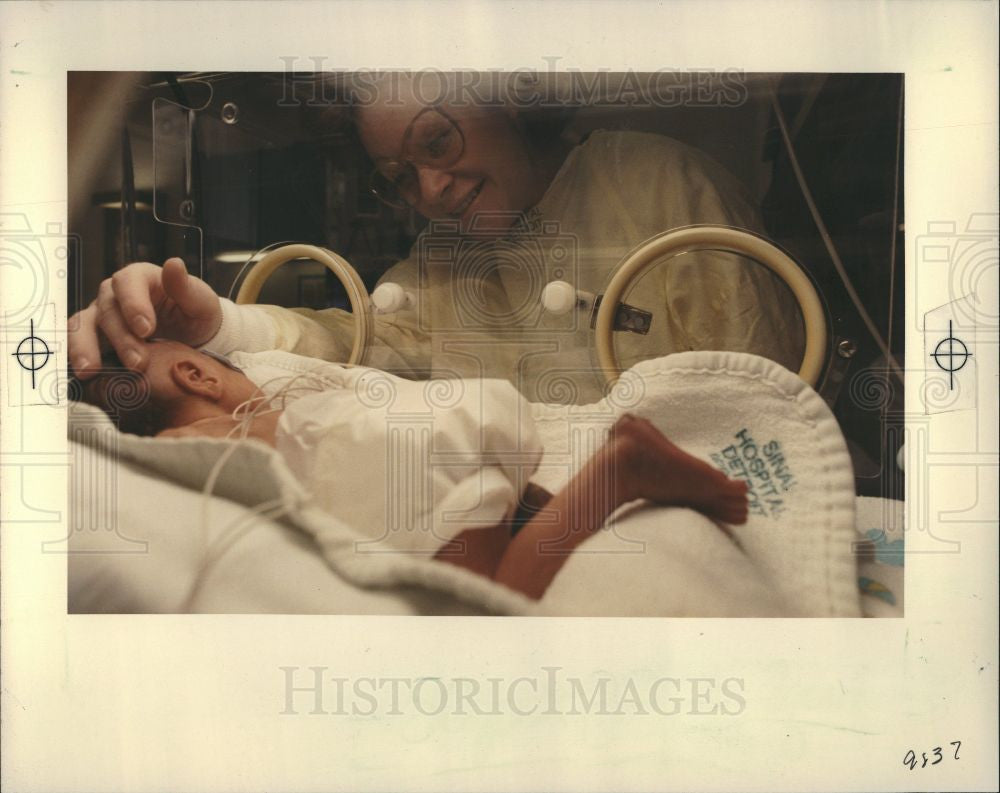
[[595, 226, 828, 387], [235, 244, 372, 366]]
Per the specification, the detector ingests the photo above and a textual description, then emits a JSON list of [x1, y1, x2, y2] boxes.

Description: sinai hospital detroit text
[[280, 667, 747, 716]]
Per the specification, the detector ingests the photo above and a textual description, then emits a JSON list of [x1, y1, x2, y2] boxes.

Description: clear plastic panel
[[141, 72, 901, 492], [607, 247, 810, 381], [152, 97, 204, 277], [152, 79, 296, 290]]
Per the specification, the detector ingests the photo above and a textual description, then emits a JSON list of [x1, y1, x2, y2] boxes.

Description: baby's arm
[[491, 422, 638, 599], [435, 523, 514, 579], [435, 483, 553, 578]]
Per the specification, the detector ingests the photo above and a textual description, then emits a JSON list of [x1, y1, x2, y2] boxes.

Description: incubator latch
[[592, 296, 653, 335], [542, 280, 653, 335]]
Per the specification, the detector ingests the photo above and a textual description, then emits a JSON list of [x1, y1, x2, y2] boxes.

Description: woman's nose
[[415, 165, 452, 204]]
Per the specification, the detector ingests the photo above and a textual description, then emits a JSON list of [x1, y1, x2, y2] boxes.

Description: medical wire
[[179, 368, 347, 612], [181, 371, 334, 610], [768, 83, 904, 384]]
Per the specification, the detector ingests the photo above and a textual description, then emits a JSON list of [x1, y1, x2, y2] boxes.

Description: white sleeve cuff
[[198, 298, 277, 355]]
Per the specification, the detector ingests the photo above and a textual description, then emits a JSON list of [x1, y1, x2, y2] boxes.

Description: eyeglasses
[[369, 106, 465, 209]]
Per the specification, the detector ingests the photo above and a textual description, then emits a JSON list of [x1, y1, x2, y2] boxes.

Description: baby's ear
[[171, 359, 223, 399]]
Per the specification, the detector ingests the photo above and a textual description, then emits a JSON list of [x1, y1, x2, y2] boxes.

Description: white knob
[[542, 281, 580, 316], [372, 282, 412, 313]]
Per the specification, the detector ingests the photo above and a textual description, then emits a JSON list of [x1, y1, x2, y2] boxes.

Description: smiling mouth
[[448, 181, 484, 218]]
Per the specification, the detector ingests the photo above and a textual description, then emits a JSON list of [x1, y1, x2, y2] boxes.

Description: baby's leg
[[492, 414, 748, 599], [611, 414, 748, 524]]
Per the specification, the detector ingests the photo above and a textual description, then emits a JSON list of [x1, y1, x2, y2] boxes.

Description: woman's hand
[[69, 257, 222, 379]]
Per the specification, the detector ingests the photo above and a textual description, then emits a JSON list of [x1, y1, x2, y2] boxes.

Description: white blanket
[[275, 373, 541, 558], [68, 350, 860, 617]]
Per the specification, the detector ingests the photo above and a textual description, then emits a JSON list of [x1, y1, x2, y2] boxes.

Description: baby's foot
[[610, 414, 749, 524]]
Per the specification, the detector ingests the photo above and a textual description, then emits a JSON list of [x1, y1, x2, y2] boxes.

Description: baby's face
[[79, 340, 242, 433]]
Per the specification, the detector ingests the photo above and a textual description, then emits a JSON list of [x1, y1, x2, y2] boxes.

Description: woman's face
[[355, 79, 548, 234]]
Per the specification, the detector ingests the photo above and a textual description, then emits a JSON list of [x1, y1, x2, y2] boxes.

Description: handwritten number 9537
[[904, 741, 961, 770]]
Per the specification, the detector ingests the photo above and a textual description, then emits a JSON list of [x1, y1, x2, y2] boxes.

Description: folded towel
[[530, 351, 859, 617]]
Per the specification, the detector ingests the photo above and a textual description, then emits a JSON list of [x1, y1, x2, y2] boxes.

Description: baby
[[78, 340, 749, 600]]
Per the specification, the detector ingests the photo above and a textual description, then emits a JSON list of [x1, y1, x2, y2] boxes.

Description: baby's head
[[76, 341, 256, 436]]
